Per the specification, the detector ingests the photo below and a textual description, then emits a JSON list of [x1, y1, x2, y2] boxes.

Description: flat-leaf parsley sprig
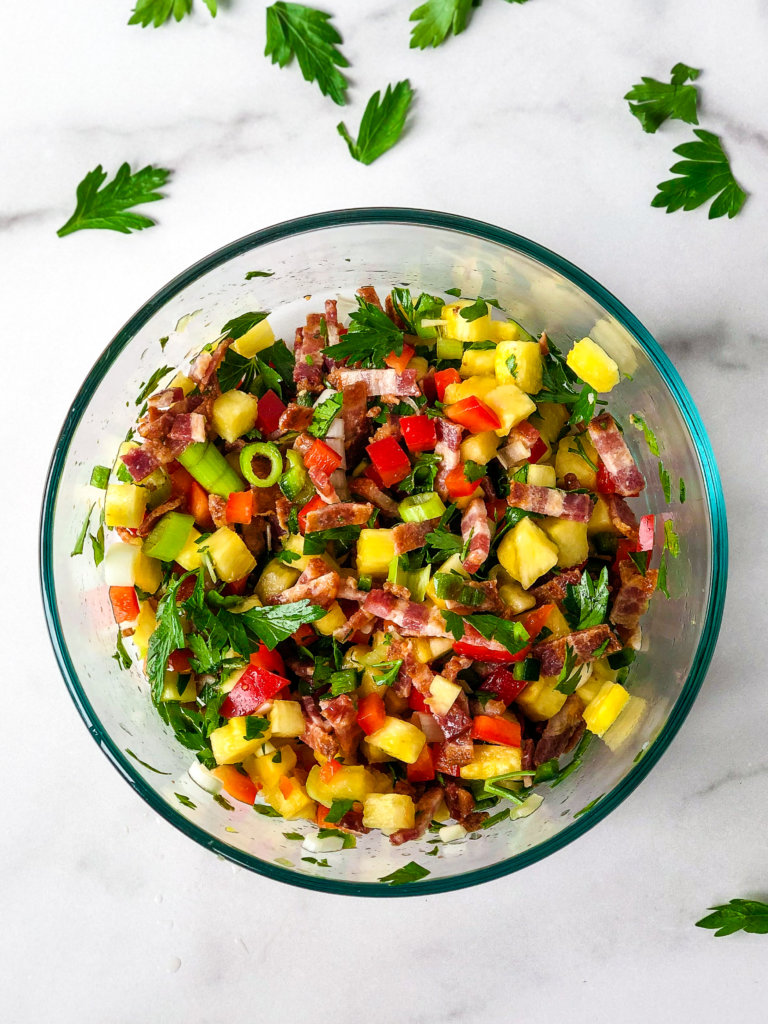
[[696, 899, 768, 937], [624, 62, 700, 134], [337, 81, 414, 165], [652, 129, 747, 220], [265, 2, 350, 106], [129, 0, 217, 28], [57, 163, 171, 237]]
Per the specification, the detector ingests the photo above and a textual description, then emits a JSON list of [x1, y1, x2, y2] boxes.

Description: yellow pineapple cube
[[526, 464, 556, 488], [268, 701, 305, 738], [484, 384, 537, 437], [232, 318, 275, 358], [540, 519, 589, 569], [460, 744, 522, 780], [494, 340, 543, 394], [443, 375, 497, 405], [175, 527, 203, 571], [555, 434, 598, 490], [461, 430, 501, 465], [539, 604, 571, 639], [245, 745, 297, 789], [499, 580, 537, 613], [489, 319, 534, 342], [210, 716, 273, 765], [170, 372, 195, 396], [497, 517, 559, 589], [411, 637, 454, 663], [305, 764, 376, 805], [582, 681, 630, 736], [587, 496, 617, 536], [313, 602, 347, 636], [603, 695, 647, 752], [460, 348, 496, 378], [427, 675, 462, 716], [367, 717, 427, 764], [356, 528, 396, 576], [212, 389, 259, 443], [529, 403, 569, 443], [574, 673, 604, 707], [255, 558, 300, 603], [262, 779, 316, 821], [362, 792, 416, 833], [441, 301, 492, 342], [132, 602, 157, 661], [104, 483, 148, 529], [361, 738, 393, 764], [159, 670, 197, 702], [204, 526, 257, 583], [407, 355, 430, 380], [566, 337, 620, 393], [515, 676, 567, 721]]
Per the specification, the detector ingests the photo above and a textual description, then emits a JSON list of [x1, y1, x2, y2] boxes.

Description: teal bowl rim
[[40, 207, 728, 897]]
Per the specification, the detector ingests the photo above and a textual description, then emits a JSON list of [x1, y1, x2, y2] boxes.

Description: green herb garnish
[[696, 900, 768, 938], [338, 80, 414, 165], [308, 391, 343, 438], [265, 2, 349, 105], [625, 62, 700, 133], [563, 567, 610, 630], [57, 163, 171, 237], [129, 0, 216, 28], [378, 861, 431, 886], [652, 129, 747, 220], [324, 295, 404, 368]]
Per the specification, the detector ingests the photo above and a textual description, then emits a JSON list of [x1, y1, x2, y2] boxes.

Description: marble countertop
[[3, 0, 768, 1020]]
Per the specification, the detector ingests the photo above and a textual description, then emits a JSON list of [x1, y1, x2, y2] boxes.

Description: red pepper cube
[[400, 414, 437, 453], [305, 439, 341, 477], [433, 368, 461, 402], [444, 463, 480, 500], [256, 389, 286, 435], [481, 666, 528, 706], [219, 664, 289, 718], [384, 344, 415, 375], [109, 586, 140, 625], [470, 715, 522, 747], [357, 693, 387, 735], [406, 743, 435, 783], [365, 436, 411, 488], [444, 396, 501, 433], [226, 489, 254, 525]]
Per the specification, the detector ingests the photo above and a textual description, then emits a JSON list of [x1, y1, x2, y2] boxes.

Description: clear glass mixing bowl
[[40, 209, 727, 896]]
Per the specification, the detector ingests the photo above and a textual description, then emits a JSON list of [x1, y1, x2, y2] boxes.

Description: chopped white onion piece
[[104, 542, 140, 587], [509, 793, 544, 820], [439, 824, 467, 844], [314, 387, 336, 406], [302, 834, 345, 854], [188, 760, 222, 795]]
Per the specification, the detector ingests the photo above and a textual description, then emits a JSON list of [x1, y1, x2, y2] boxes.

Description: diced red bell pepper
[[366, 436, 412, 488], [614, 538, 636, 567], [596, 459, 617, 495], [408, 687, 428, 712], [444, 463, 481, 500], [219, 664, 290, 718], [515, 420, 547, 464], [168, 648, 192, 673], [249, 642, 286, 676], [357, 693, 387, 735], [319, 758, 343, 784], [304, 439, 341, 477], [481, 666, 529, 706], [226, 489, 253, 525], [188, 480, 213, 530], [292, 622, 317, 645], [256, 390, 286, 435], [434, 368, 461, 402], [384, 344, 415, 375], [211, 765, 258, 804], [471, 715, 522, 747], [637, 514, 655, 552], [223, 575, 250, 597], [445, 396, 501, 433], [454, 637, 528, 664], [485, 497, 507, 523], [400, 414, 437, 453], [298, 493, 326, 533], [364, 462, 387, 489], [407, 743, 435, 782], [109, 586, 139, 624], [519, 603, 555, 643]]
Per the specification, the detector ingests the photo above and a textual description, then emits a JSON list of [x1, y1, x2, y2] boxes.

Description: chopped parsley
[[324, 798, 355, 824], [265, 1, 349, 105], [563, 567, 610, 630], [554, 643, 582, 694], [337, 80, 414, 166], [324, 296, 404, 368], [625, 62, 700, 134], [174, 792, 197, 809], [378, 861, 431, 886], [630, 412, 661, 456], [308, 391, 343, 438], [57, 163, 171, 237], [71, 503, 95, 557], [400, 452, 442, 494]]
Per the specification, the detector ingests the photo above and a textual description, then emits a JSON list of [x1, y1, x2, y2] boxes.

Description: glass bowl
[[40, 208, 727, 896]]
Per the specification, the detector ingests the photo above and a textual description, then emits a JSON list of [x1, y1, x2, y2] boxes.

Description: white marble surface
[[3, 0, 768, 1020]]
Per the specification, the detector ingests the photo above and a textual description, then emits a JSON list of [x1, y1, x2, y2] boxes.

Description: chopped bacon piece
[[319, 694, 362, 760], [605, 494, 639, 540], [189, 339, 230, 391], [300, 697, 339, 760], [587, 413, 645, 496], [364, 589, 450, 637], [389, 787, 444, 846], [335, 576, 370, 603], [208, 494, 228, 528], [443, 780, 476, 823], [328, 368, 420, 397], [349, 476, 399, 517], [460, 497, 492, 572], [341, 380, 369, 452], [278, 403, 315, 432], [148, 388, 183, 411], [120, 445, 159, 482], [534, 694, 586, 766], [251, 484, 282, 515], [507, 481, 593, 523], [274, 496, 292, 534], [434, 418, 462, 500], [136, 496, 183, 538], [610, 559, 659, 635], [304, 501, 374, 532], [532, 624, 622, 676], [441, 656, 473, 682], [278, 558, 339, 608], [431, 691, 472, 740], [371, 413, 403, 444], [293, 315, 325, 394], [168, 412, 207, 445], [324, 299, 341, 346], [432, 730, 474, 770], [357, 285, 384, 311], [332, 606, 375, 642], [240, 518, 268, 558], [445, 578, 504, 615], [137, 410, 174, 441], [529, 567, 584, 605], [392, 517, 440, 555]]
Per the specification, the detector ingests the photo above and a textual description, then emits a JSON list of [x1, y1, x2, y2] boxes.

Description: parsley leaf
[[459, 296, 500, 321], [625, 62, 700, 134], [71, 503, 95, 557], [652, 129, 747, 220], [554, 643, 582, 694], [174, 792, 197, 809], [400, 452, 442, 495], [409, 0, 474, 49], [238, 600, 326, 649], [629, 412, 661, 456], [308, 391, 343, 438], [325, 295, 404, 368], [338, 80, 414, 166], [378, 861, 431, 886], [129, 0, 216, 28], [221, 311, 269, 341], [265, 2, 349, 106], [369, 659, 404, 688], [254, 803, 282, 817], [424, 526, 463, 562], [535, 340, 582, 404], [113, 632, 132, 671], [136, 365, 174, 405], [90, 523, 105, 566], [146, 573, 192, 701], [324, 798, 355, 824], [442, 611, 529, 655], [260, 340, 295, 385], [390, 288, 444, 337], [464, 460, 487, 483], [303, 525, 362, 556], [245, 270, 275, 279], [663, 518, 680, 558], [569, 385, 597, 427], [563, 567, 610, 630], [57, 163, 171, 237], [696, 900, 768, 937], [659, 461, 672, 503]]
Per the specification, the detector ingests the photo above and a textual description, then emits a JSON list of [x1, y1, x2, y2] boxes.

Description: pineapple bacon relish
[[90, 284, 669, 848]]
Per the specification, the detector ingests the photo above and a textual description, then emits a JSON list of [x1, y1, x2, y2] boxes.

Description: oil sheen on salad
[[87, 285, 671, 854]]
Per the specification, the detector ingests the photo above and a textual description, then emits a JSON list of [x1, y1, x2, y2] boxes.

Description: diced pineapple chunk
[[555, 434, 598, 490], [443, 375, 497, 405], [245, 745, 297, 789], [460, 348, 496, 378], [587, 496, 617, 536], [176, 527, 203, 571], [170, 372, 195, 396], [497, 517, 559, 589], [232, 318, 275, 358], [489, 319, 535, 342], [441, 301, 492, 342], [529, 403, 569, 443], [591, 658, 618, 685], [262, 779, 316, 821], [210, 716, 273, 765], [427, 675, 462, 716], [104, 483, 148, 529], [602, 695, 647, 752], [460, 744, 522, 780], [356, 528, 396, 576], [574, 673, 604, 707], [515, 676, 567, 721], [540, 604, 571, 640], [411, 637, 454, 663], [360, 738, 393, 763], [362, 793, 416, 834], [314, 602, 346, 636], [425, 552, 468, 609], [499, 580, 537, 613], [526, 464, 556, 488], [159, 670, 197, 702], [255, 558, 300, 602], [132, 602, 157, 661], [407, 355, 430, 380], [582, 681, 630, 736], [367, 716, 427, 764], [460, 430, 501, 465], [212, 390, 259, 444], [484, 384, 537, 437], [269, 700, 305, 738], [204, 526, 257, 583], [305, 764, 377, 805], [540, 519, 589, 569], [566, 337, 620, 393], [494, 340, 543, 393]]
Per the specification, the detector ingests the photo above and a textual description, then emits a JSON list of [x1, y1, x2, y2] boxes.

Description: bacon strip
[[392, 517, 440, 555], [433, 730, 473, 770], [329, 368, 420, 397], [605, 494, 639, 540], [349, 476, 399, 517], [363, 589, 450, 637], [390, 787, 444, 846], [357, 285, 384, 311], [341, 380, 369, 452], [168, 412, 207, 445], [148, 388, 183, 411], [278, 558, 339, 608], [534, 694, 586, 766], [319, 694, 362, 760], [332, 606, 375, 642], [278, 403, 314, 432], [529, 567, 583, 605], [587, 413, 645, 496], [189, 339, 230, 391], [300, 696, 339, 759], [293, 315, 325, 394], [120, 445, 159, 482], [507, 482, 593, 523], [610, 560, 659, 635], [304, 501, 373, 532], [532, 625, 622, 677], [460, 497, 492, 572], [444, 579, 503, 614], [324, 299, 341, 346], [434, 418, 462, 500]]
